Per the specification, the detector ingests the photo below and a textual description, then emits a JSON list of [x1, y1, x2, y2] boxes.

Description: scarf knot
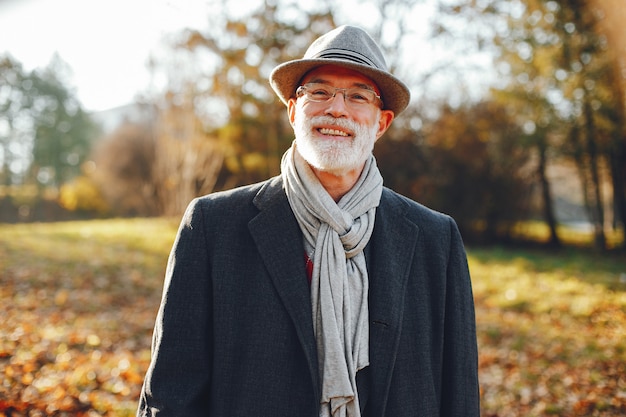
[[340, 215, 373, 259]]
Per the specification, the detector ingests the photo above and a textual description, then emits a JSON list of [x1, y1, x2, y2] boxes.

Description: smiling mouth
[[318, 127, 351, 137]]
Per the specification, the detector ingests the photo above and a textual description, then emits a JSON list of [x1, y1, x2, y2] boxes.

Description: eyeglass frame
[[295, 82, 383, 108]]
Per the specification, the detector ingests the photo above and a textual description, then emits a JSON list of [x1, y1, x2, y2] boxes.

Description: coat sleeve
[[440, 217, 480, 416], [137, 198, 213, 416]]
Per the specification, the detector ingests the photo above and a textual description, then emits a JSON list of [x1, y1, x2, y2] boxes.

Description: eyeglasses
[[295, 83, 383, 108]]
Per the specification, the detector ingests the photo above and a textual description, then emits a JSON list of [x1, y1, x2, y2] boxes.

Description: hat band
[[311, 48, 383, 70]]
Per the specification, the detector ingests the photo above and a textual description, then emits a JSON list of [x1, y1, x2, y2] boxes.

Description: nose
[[324, 91, 350, 118]]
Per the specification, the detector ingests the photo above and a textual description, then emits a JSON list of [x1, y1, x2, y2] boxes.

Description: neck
[[310, 165, 364, 202]]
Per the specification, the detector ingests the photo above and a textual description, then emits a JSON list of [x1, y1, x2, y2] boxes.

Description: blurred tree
[[89, 105, 223, 217], [550, 0, 624, 250], [164, 0, 337, 188], [58, 166, 109, 215], [0, 55, 35, 188], [424, 100, 530, 242], [488, 0, 567, 247], [435, 0, 626, 250], [91, 122, 159, 217], [377, 98, 534, 243], [152, 92, 224, 216], [374, 107, 429, 203], [0, 54, 100, 190], [29, 55, 99, 190], [594, 0, 626, 245]]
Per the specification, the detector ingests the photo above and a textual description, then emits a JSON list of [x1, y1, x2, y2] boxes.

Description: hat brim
[[270, 58, 410, 115]]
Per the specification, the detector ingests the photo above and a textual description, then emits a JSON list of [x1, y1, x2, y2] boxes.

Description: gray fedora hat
[[269, 25, 411, 115]]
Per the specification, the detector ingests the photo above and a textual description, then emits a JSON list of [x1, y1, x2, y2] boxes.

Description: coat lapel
[[248, 180, 417, 412], [366, 189, 419, 412], [247, 177, 320, 397]]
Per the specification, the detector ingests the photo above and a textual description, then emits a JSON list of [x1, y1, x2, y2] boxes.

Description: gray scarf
[[281, 143, 383, 417]]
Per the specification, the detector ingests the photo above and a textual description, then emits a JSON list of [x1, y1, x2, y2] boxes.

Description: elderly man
[[137, 25, 479, 417]]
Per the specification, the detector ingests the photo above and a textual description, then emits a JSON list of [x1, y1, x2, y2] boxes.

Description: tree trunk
[[583, 98, 607, 250], [608, 134, 626, 250], [537, 142, 561, 247]]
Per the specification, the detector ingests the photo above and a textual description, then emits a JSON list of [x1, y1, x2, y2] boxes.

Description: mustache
[[306, 115, 362, 132]]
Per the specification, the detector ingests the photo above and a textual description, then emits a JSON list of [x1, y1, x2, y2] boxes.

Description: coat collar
[[248, 178, 419, 410]]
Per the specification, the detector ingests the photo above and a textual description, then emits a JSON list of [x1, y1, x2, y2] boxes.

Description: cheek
[[356, 108, 382, 125], [300, 102, 325, 118], [292, 103, 311, 123]]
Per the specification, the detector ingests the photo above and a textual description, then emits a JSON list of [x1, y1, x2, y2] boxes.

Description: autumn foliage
[[0, 219, 178, 416], [1, 219, 625, 416]]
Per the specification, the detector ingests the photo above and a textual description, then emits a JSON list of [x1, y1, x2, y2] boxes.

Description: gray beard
[[294, 114, 379, 176]]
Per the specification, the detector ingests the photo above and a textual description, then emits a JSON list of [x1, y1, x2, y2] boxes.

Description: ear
[[375, 109, 395, 140], [287, 98, 297, 127]]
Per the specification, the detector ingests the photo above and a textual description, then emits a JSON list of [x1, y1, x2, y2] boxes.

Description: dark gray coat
[[137, 176, 479, 416]]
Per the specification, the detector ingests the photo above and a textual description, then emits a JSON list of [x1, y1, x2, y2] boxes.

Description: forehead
[[301, 64, 380, 92]]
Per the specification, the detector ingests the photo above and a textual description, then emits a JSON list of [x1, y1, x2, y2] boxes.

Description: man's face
[[287, 65, 394, 176]]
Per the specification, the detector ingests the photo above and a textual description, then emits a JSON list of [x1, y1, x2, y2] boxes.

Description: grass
[[468, 245, 626, 416], [0, 218, 625, 416], [509, 220, 625, 250], [0, 218, 179, 416]]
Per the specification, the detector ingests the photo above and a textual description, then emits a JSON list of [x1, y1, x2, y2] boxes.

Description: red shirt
[[304, 252, 313, 285]]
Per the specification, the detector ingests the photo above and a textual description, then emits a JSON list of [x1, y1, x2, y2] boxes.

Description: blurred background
[[1, 0, 625, 415], [0, 0, 623, 248]]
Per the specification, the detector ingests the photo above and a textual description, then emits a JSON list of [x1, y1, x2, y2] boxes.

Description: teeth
[[319, 128, 349, 137]]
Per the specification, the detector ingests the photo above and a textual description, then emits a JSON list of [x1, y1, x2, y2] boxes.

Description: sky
[[0, 0, 212, 112]]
